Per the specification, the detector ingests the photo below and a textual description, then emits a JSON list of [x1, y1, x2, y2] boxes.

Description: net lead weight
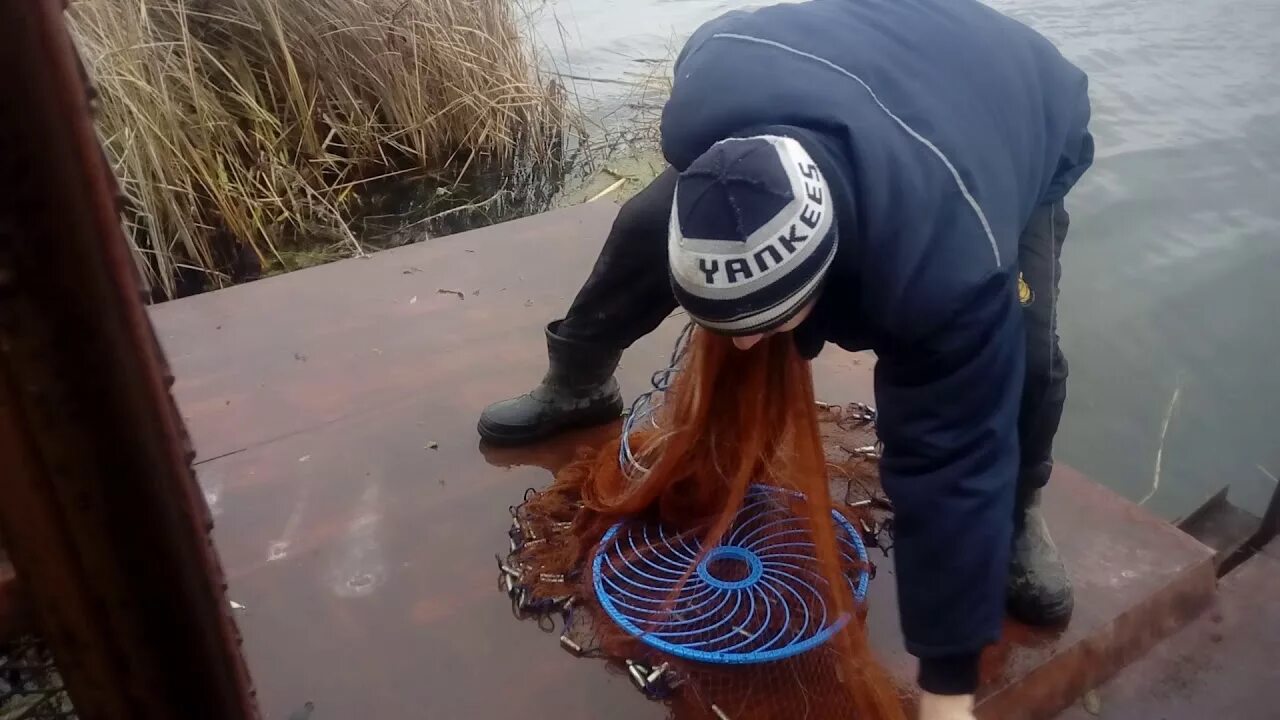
[[711, 704, 732, 720], [627, 662, 649, 690], [646, 662, 669, 685], [559, 635, 582, 655]]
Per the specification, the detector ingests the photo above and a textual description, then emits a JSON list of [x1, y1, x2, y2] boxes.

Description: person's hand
[[918, 691, 976, 720]]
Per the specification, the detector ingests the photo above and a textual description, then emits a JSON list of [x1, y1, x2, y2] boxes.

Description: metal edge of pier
[[0, 2, 260, 718]]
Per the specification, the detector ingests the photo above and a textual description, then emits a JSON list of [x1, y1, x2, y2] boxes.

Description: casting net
[[499, 326, 905, 720]]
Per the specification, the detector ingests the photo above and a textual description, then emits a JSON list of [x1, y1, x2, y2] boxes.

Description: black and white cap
[[668, 135, 837, 336]]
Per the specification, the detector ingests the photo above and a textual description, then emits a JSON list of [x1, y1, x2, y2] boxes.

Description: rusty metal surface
[[1262, 538, 1280, 562], [150, 203, 1216, 719], [149, 201, 630, 464], [1251, 470, 1280, 549], [1176, 487, 1260, 571], [974, 466, 1215, 720], [1055, 551, 1280, 720], [0, 2, 258, 718]]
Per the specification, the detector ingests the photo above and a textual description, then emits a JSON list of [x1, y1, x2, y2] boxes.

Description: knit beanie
[[668, 135, 837, 336]]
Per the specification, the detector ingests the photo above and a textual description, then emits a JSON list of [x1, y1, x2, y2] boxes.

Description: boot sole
[[476, 399, 624, 447]]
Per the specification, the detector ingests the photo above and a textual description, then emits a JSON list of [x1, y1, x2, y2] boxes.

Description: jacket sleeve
[[1042, 73, 1095, 204], [872, 272, 1024, 694]]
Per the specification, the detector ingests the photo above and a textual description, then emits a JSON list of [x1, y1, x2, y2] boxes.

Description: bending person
[[479, 1, 1094, 716]]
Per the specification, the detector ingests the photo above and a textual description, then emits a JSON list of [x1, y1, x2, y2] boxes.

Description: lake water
[[530, 0, 1280, 519]]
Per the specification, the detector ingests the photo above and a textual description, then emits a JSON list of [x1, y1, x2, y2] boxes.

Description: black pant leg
[[1016, 200, 1070, 491], [556, 168, 680, 350]]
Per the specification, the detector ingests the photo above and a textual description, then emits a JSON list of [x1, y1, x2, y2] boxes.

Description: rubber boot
[[1007, 488, 1074, 626], [477, 322, 623, 446]]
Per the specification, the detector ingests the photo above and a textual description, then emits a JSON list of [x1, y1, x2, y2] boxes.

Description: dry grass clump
[[69, 0, 572, 299]]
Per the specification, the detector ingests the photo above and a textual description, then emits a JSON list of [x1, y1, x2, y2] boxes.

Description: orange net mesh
[[499, 329, 907, 720]]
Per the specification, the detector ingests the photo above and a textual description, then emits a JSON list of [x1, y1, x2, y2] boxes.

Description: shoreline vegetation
[[69, 0, 669, 302]]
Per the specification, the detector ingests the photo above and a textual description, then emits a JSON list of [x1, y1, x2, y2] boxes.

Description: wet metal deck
[[150, 205, 1216, 720], [1056, 539, 1280, 719]]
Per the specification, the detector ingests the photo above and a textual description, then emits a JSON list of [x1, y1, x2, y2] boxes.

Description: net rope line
[[619, 322, 696, 478]]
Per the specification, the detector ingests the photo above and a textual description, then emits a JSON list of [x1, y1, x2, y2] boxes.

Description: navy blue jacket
[[661, 0, 1094, 693]]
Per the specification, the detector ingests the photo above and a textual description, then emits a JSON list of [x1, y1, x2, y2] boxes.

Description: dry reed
[[68, 0, 573, 299]]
